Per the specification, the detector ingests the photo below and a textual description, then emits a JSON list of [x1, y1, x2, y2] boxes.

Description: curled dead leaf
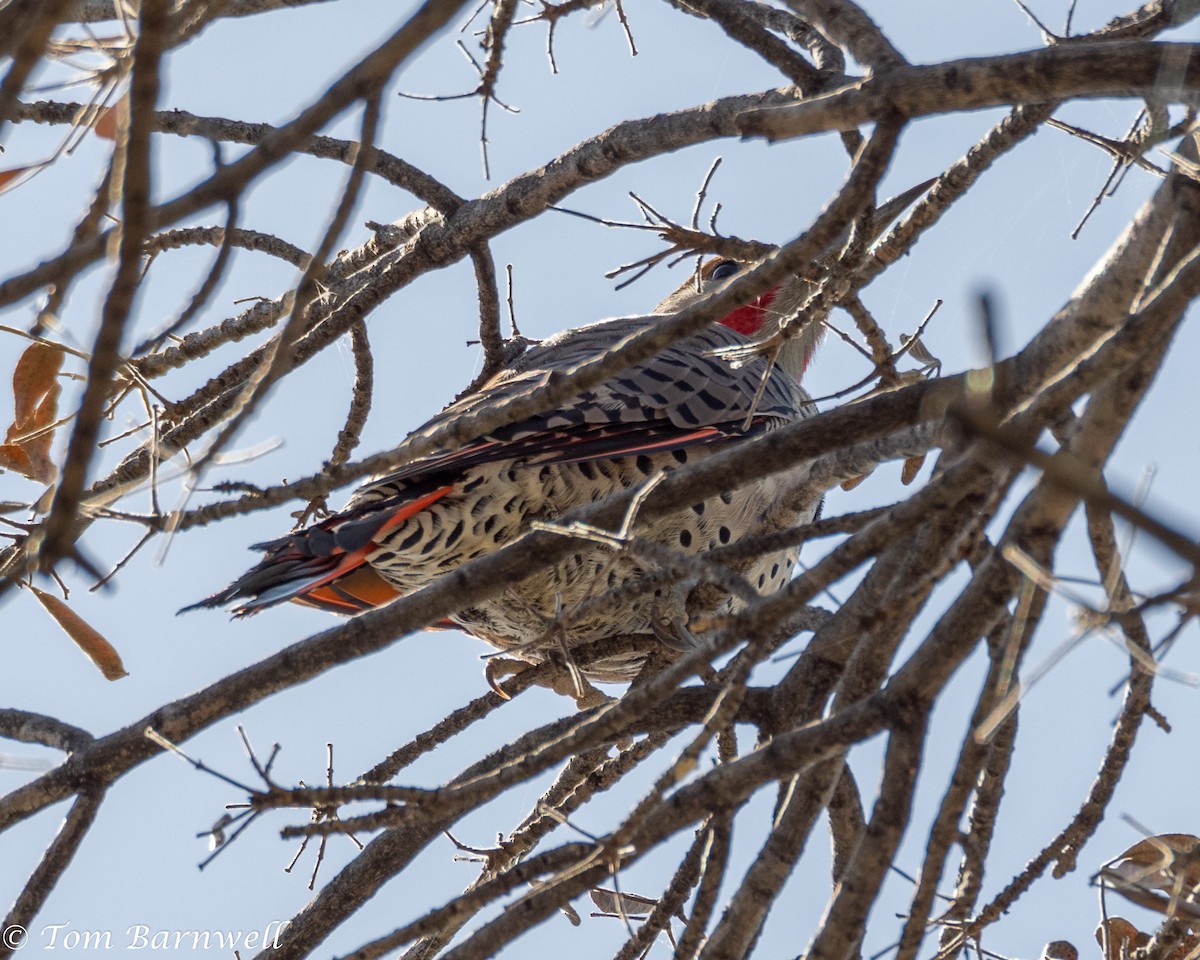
[[1096, 918, 1146, 960], [0, 165, 36, 192], [1040, 940, 1078, 960], [29, 585, 128, 680], [0, 341, 65, 483], [94, 101, 125, 141], [901, 454, 926, 485], [11, 342, 63, 425], [1100, 834, 1200, 927], [1094, 917, 1199, 960], [1108, 833, 1200, 891]]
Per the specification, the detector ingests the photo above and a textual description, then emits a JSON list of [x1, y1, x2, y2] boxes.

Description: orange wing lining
[[296, 567, 403, 613], [289, 485, 453, 612]]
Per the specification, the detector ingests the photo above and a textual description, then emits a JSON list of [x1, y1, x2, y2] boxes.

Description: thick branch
[[739, 41, 1200, 140]]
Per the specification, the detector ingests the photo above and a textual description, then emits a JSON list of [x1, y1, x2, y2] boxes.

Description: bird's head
[[654, 258, 820, 382], [651, 180, 937, 383]]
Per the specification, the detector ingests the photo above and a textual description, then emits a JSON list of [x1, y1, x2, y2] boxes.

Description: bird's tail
[[180, 485, 453, 616]]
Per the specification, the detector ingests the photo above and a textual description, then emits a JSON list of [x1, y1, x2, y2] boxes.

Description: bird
[[185, 257, 825, 685]]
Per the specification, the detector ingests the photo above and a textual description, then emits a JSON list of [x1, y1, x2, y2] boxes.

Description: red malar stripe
[[718, 288, 778, 335]]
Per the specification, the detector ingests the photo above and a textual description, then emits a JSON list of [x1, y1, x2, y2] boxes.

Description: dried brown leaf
[[11, 342, 63, 425], [1039, 940, 1077, 960], [1101, 834, 1200, 927], [1096, 918, 1146, 960], [1118, 834, 1200, 864], [901, 454, 926, 485], [1096, 917, 1200, 960], [29, 585, 128, 680], [0, 165, 35, 191], [94, 102, 123, 141], [0, 342, 64, 483], [1111, 833, 1200, 889], [0, 443, 33, 476]]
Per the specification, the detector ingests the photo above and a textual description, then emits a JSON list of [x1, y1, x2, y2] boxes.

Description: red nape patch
[[718, 288, 778, 335]]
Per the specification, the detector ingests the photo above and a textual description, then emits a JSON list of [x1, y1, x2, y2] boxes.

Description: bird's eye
[[709, 260, 741, 282]]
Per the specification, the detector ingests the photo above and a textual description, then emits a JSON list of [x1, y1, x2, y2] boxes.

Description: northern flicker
[[186, 257, 826, 682]]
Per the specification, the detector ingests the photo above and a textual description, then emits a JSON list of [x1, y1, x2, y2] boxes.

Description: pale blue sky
[[1, 1, 1198, 957]]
